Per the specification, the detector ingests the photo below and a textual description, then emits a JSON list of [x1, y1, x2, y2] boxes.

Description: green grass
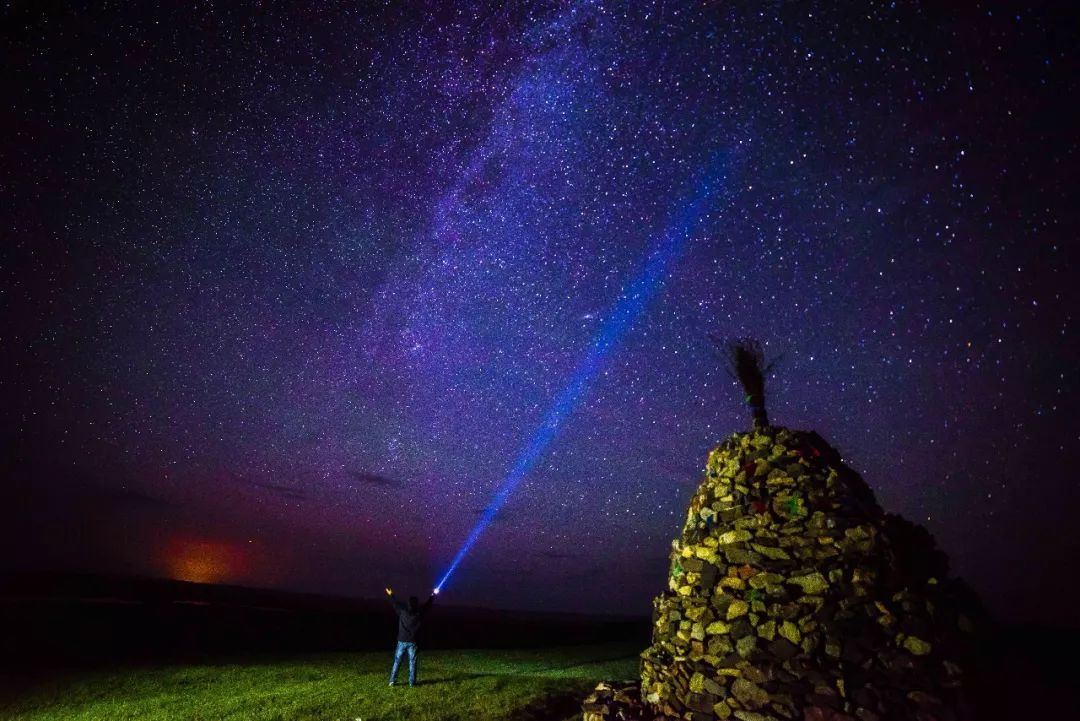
[[0, 643, 640, 721]]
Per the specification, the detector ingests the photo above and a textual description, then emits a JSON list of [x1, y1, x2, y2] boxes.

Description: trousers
[[389, 640, 418, 686]]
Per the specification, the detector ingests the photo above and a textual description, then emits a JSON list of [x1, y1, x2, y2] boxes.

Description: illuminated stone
[[903, 636, 933, 656], [779, 621, 801, 644], [718, 529, 752, 545], [726, 600, 750, 620], [787, 572, 828, 594]]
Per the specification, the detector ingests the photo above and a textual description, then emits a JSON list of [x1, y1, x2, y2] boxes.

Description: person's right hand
[[385, 587, 392, 596]]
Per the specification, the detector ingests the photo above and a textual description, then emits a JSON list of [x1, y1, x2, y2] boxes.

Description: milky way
[[3, 2, 1077, 623]]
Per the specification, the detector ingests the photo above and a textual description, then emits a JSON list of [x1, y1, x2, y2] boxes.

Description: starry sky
[[2, 1, 1077, 625]]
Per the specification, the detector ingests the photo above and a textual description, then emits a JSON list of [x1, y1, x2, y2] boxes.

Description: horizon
[[10, 567, 1080, 633], [1, 567, 651, 618]]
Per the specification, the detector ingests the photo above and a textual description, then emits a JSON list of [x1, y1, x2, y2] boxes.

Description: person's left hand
[[385, 587, 392, 596]]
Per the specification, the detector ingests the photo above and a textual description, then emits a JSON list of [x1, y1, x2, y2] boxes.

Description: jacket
[[390, 593, 435, 642]]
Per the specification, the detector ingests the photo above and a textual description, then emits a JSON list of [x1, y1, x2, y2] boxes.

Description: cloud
[[225, 473, 309, 500], [249, 480, 308, 500], [349, 470, 402, 488]]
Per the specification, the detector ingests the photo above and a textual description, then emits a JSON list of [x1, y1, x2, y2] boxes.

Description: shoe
[[388, 681, 395, 687]]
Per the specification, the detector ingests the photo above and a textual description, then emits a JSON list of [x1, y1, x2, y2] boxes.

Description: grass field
[[0, 642, 639, 721]]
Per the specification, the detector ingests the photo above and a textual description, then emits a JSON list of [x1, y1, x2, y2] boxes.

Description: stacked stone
[[639, 427, 972, 721], [582, 681, 652, 721]]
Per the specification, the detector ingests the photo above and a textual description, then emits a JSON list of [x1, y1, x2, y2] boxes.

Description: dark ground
[[0, 571, 651, 669], [1, 571, 1077, 720]]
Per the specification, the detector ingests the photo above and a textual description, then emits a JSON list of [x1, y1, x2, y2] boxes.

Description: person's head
[[408, 596, 419, 612]]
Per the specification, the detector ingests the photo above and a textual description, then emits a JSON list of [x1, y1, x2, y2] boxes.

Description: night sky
[[3, 2, 1077, 625]]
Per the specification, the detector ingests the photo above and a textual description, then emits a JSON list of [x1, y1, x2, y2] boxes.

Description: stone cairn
[[582, 426, 975, 721], [582, 341, 974, 721]]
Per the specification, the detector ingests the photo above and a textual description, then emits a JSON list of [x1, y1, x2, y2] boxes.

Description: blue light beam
[[435, 159, 727, 593]]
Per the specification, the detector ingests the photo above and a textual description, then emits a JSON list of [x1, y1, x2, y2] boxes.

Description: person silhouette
[[385, 586, 437, 687]]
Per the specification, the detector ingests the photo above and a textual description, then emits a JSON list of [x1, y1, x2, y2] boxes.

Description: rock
[[723, 576, 748, 591], [686, 692, 718, 712], [695, 546, 720, 564], [768, 637, 800, 660], [702, 676, 727, 696], [779, 621, 802, 644], [719, 529, 754, 545], [709, 636, 735, 656], [736, 635, 757, 657], [749, 572, 783, 589], [738, 565, 761, 580], [728, 600, 751, 620], [788, 573, 829, 595], [741, 665, 767, 684], [734, 711, 773, 721], [731, 678, 770, 709], [753, 543, 792, 560], [907, 690, 943, 706], [902, 635, 933, 656], [730, 618, 754, 639], [581, 680, 650, 721], [725, 546, 761, 564]]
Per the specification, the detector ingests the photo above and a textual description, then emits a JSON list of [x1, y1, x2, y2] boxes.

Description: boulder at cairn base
[[640, 427, 973, 721]]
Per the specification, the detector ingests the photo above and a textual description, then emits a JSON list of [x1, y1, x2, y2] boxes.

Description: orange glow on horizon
[[165, 538, 244, 584]]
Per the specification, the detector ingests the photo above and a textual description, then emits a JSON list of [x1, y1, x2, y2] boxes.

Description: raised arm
[[386, 587, 405, 612]]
